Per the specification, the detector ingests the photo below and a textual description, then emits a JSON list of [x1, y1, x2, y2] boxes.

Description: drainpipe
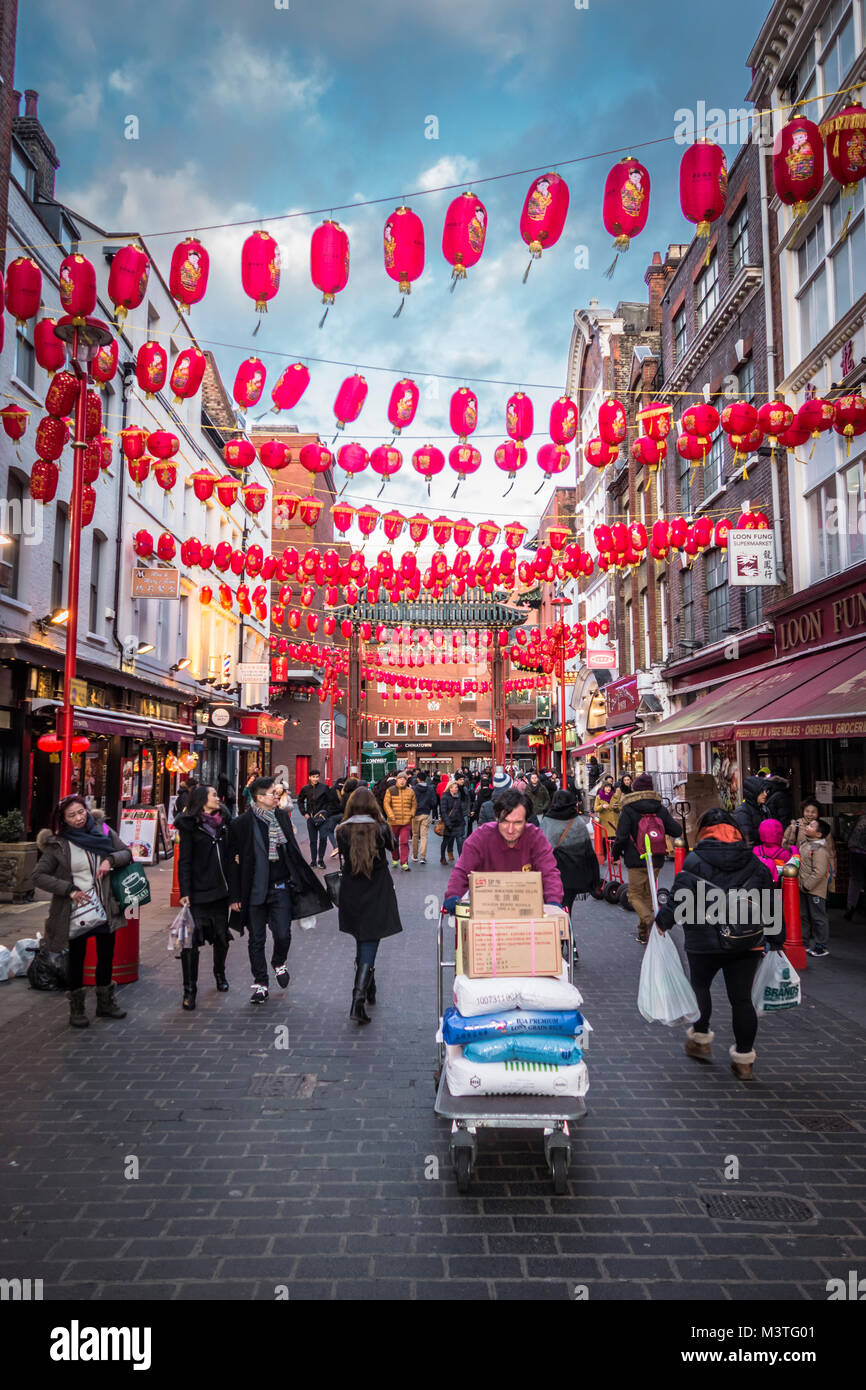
[[111, 360, 136, 672], [757, 124, 787, 598]]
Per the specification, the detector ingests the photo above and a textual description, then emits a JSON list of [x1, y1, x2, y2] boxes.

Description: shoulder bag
[[110, 860, 152, 909]]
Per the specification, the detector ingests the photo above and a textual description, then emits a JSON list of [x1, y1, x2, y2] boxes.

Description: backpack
[[637, 812, 667, 858]]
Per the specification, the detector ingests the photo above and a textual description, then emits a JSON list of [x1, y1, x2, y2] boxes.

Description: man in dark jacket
[[612, 772, 683, 944], [297, 770, 332, 867], [410, 772, 437, 863], [453, 771, 472, 840], [762, 772, 793, 828], [228, 777, 332, 1003], [469, 774, 494, 829], [734, 776, 770, 847]]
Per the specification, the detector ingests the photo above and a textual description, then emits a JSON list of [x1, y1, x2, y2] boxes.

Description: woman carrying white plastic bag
[[638, 927, 700, 1026]]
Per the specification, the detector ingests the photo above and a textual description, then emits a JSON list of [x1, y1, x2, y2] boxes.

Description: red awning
[[574, 726, 637, 755]]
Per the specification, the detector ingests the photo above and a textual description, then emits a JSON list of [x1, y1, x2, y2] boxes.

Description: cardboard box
[[468, 871, 543, 921], [458, 916, 562, 978]]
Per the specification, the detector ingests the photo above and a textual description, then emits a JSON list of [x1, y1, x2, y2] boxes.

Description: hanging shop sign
[[256, 715, 285, 738], [727, 531, 776, 587], [528, 734, 547, 747], [131, 567, 180, 598], [587, 650, 616, 669], [210, 707, 231, 728], [237, 662, 270, 683], [605, 674, 639, 726]]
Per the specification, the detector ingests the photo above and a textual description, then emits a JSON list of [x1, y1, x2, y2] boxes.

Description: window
[[415, 721, 429, 736], [695, 253, 719, 328], [88, 534, 105, 633], [706, 548, 729, 644], [680, 568, 694, 646], [729, 202, 749, 274], [438, 720, 452, 737], [791, 40, 817, 110], [743, 584, 763, 629], [658, 575, 670, 659], [829, 186, 866, 321], [679, 446, 692, 513], [673, 305, 687, 361], [376, 720, 390, 736], [51, 505, 68, 613], [640, 588, 649, 668], [799, 267, 829, 353], [820, 2, 854, 97], [704, 431, 725, 495], [473, 719, 491, 739], [10, 144, 36, 198], [4, 472, 25, 600], [14, 321, 35, 389], [810, 480, 842, 579], [177, 596, 189, 663], [394, 720, 407, 736], [845, 461, 866, 568], [737, 356, 755, 401]]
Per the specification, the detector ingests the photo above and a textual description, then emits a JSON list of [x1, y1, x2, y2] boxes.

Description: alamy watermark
[[673, 884, 782, 937], [674, 103, 773, 149], [0, 498, 42, 546]]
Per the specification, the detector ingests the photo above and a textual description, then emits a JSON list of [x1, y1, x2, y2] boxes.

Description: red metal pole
[[59, 334, 88, 798], [781, 862, 807, 972], [559, 627, 568, 788], [674, 838, 687, 874], [329, 683, 335, 782]]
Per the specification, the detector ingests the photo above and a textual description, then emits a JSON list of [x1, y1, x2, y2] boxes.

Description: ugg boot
[[95, 983, 126, 1019], [67, 988, 89, 1029], [729, 1045, 756, 1080], [685, 1027, 714, 1062], [350, 964, 372, 1024]]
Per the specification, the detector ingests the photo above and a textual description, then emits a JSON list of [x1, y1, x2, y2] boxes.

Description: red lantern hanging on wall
[[82, 439, 102, 485], [450, 387, 477, 442], [153, 461, 177, 496], [387, 378, 419, 436], [147, 430, 179, 460], [35, 416, 68, 461], [0, 404, 28, 441], [170, 347, 206, 405], [242, 482, 267, 514], [679, 141, 728, 242], [241, 230, 281, 316], [519, 172, 569, 280], [603, 158, 650, 275], [681, 402, 719, 436], [92, 339, 118, 387], [333, 374, 367, 432], [169, 237, 209, 316], [80, 485, 96, 528], [33, 318, 65, 375], [637, 400, 674, 443], [29, 458, 59, 504], [136, 341, 167, 398], [773, 116, 825, 219], [384, 205, 425, 315], [107, 243, 149, 324], [190, 469, 215, 501], [5, 256, 42, 325], [442, 191, 487, 286], [58, 254, 97, 323], [549, 396, 577, 445], [632, 435, 664, 469], [299, 442, 333, 474], [156, 531, 176, 562], [310, 219, 349, 326], [224, 438, 255, 471], [216, 476, 239, 507], [233, 357, 266, 409], [84, 391, 101, 440]]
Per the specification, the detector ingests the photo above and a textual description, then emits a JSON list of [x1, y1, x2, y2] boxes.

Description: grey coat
[[33, 813, 133, 952]]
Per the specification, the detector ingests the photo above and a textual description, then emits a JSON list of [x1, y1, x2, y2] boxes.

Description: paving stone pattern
[[1, 830, 865, 1301]]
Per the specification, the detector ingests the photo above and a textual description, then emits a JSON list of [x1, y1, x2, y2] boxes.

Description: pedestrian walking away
[[175, 784, 233, 1009], [33, 796, 133, 1029], [383, 770, 417, 871], [216, 773, 237, 818], [336, 787, 403, 1024], [655, 809, 781, 1080], [539, 789, 601, 956], [475, 767, 512, 828], [228, 777, 332, 1003], [297, 768, 333, 867], [611, 772, 682, 944], [410, 770, 437, 862]]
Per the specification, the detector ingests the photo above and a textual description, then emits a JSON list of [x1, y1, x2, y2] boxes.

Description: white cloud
[[203, 32, 331, 116], [107, 67, 137, 96], [416, 155, 480, 193]]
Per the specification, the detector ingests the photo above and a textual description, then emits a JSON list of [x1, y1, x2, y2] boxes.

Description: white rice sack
[[453, 968, 583, 1019], [9, 937, 40, 978], [0, 945, 12, 982], [444, 1043, 589, 1099]]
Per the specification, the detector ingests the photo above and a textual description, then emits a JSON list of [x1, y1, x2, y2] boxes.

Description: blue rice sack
[[464, 1034, 583, 1066], [442, 1005, 582, 1046]]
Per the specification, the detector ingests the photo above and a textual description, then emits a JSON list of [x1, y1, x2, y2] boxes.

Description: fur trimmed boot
[[685, 1027, 714, 1063], [729, 1045, 756, 1080], [67, 988, 89, 1029]]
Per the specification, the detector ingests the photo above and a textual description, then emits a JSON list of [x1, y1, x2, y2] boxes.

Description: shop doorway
[[295, 754, 310, 794]]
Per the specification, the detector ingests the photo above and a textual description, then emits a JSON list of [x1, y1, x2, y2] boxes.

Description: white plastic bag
[[638, 927, 700, 1026], [0, 945, 12, 982], [752, 950, 801, 1013], [9, 937, 40, 978], [168, 905, 195, 952]]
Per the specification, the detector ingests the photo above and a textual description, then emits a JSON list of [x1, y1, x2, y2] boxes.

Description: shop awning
[[574, 726, 637, 755], [36, 703, 193, 743], [733, 638, 866, 739]]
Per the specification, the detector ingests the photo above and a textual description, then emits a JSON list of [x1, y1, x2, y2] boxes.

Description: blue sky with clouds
[[16, 0, 766, 534]]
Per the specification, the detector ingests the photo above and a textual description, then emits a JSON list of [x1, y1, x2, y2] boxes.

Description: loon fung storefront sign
[[778, 589, 866, 654]]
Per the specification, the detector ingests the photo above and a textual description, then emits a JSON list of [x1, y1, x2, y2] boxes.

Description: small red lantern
[[225, 438, 257, 471], [199, 586, 213, 606], [35, 416, 68, 461], [214, 542, 232, 571], [681, 402, 719, 436], [450, 387, 478, 442], [773, 116, 825, 219], [181, 537, 201, 567], [477, 520, 500, 549], [92, 339, 118, 387], [34, 318, 66, 375], [84, 391, 101, 440], [603, 158, 650, 270], [310, 219, 350, 324], [169, 237, 209, 315], [387, 378, 419, 435], [119, 427, 147, 462], [598, 398, 628, 446], [584, 437, 617, 470], [519, 172, 569, 276], [242, 482, 268, 515], [714, 518, 732, 549], [299, 495, 324, 528], [154, 461, 177, 495], [549, 397, 578, 445], [45, 370, 77, 418], [336, 442, 369, 482], [170, 347, 206, 404], [5, 256, 42, 325], [299, 442, 333, 474], [356, 504, 380, 537], [29, 459, 59, 504], [331, 501, 355, 535], [442, 191, 487, 284], [127, 456, 151, 488], [80, 485, 96, 527], [58, 254, 97, 322], [370, 445, 402, 491], [257, 439, 289, 473], [384, 205, 425, 313], [233, 357, 266, 409], [216, 476, 239, 508], [241, 230, 281, 314], [148, 430, 179, 460], [37, 734, 63, 753], [107, 243, 149, 324], [777, 421, 811, 454], [157, 532, 176, 562], [505, 392, 533, 447], [537, 443, 569, 482], [504, 521, 527, 550], [272, 362, 310, 411], [632, 435, 664, 469], [637, 401, 674, 442], [219, 583, 233, 611], [494, 440, 528, 494], [833, 395, 866, 454], [0, 404, 28, 441], [333, 374, 367, 431], [411, 444, 445, 494], [448, 444, 481, 492], [82, 440, 102, 484], [136, 341, 167, 398], [679, 141, 728, 240]]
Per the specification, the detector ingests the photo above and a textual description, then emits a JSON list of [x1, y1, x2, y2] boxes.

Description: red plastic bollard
[[83, 911, 140, 985], [170, 838, 181, 908], [593, 819, 605, 863], [781, 862, 807, 973], [674, 838, 687, 874]]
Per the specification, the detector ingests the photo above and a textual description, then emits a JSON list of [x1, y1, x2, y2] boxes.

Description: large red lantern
[[242, 482, 267, 515], [833, 395, 866, 454], [257, 439, 289, 473], [225, 438, 256, 471], [58, 254, 97, 322], [383, 206, 425, 314], [241, 230, 281, 315], [679, 141, 728, 240], [370, 445, 402, 493], [603, 158, 650, 271], [637, 400, 674, 443], [148, 430, 179, 460], [136, 341, 167, 398], [170, 347, 206, 404], [448, 444, 481, 495], [773, 117, 824, 219], [777, 420, 811, 455], [310, 220, 349, 324], [214, 541, 232, 572], [299, 442, 333, 474], [216, 476, 239, 508], [537, 443, 569, 485], [133, 529, 154, 559], [35, 416, 68, 461], [506, 391, 533, 447], [387, 378, 419, 435], [584, 437, 617, 470], [191, 469, 215, 501], [519, 172, 569, 277], [382, 510, 405, 545], [549, 396, 577, 445], [757, 400, 795, 451], [92, 339, 118, 387], [272, 362, 310, 411], [233, 357, 266, 409], [337, 442, 369, 483], [632, 435, 664, 469], [0, 405, 28, 441], [504, 521, 527, 550], [431, 515, 453, 547], [408, 512, 430, 546], [44, 370, 77, 418], [169, 237, 209, 315], [33, 318, 65, 375], [681, 402, 719, 436], [797, 397, 835, 439], [82, 440, 102, 484], [29, 459, 59, 504], [411, 444, 445, 494], [676, 433, 711, 465], [820, 102, 866, 213], [478, 520, 500, 548], [720, 401, 759, 459], [333, 374, 367, 431], [107, 243, 149, 324], [598, 398, 627, 446], [5, 256, 42, 325], [442, 191, 487, 284], [450, 387, 478, 442]]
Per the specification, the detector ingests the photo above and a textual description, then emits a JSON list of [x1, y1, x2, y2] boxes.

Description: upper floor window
[[738, 356, 756, 401], [705, 548, 730, 644], [14, 320, 35, 390], [820, 0, 855, 96], [695, 253, 719, 329], [797, 220, 829, 354], [680, 568, 694, 646], [729, 203, 749, 274], [10, 145, 36, 199], [673, 305, 687, 361], [704, 431, 725, 496], [790, 41, 817, 110], [829, 184, 866, 321]]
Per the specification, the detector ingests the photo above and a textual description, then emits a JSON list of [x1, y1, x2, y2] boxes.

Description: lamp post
[[551, 593, 571, 789], [52, 315, 113, 797]]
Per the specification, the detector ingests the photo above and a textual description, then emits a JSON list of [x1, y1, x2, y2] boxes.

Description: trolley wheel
[[603, 880, 622, 904], [455, 1147, 472, 1193], [551, 1147, 569, 1195], [620, 890, 635, 912]]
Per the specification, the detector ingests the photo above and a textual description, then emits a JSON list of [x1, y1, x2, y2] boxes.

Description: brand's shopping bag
[[751, 950, 801, 1013], [638, 927, 700, 1026]]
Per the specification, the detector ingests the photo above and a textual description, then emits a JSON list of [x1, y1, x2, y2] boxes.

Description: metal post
[[559, 627, 568, 788], [347, 628, 361, 773], [59, 332, 88, 797], [329, 681, 335, 782], [491, 644, 505, 769]]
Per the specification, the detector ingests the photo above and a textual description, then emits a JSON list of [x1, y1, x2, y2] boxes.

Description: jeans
[[411, 813, 430, 860], [442, 825, 465, 859], [323, 813, 342, 851], [247, 886, 293, 986], [687, 950, 761, 1054], [800, 892, 829, 947], [68, 930, 114, 989], [390, 823, 411, 865], [306, 817, 327, 862], [357, 939, 380, 968]]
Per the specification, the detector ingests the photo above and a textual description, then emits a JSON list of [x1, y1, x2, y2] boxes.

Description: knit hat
[[633, 773, 654, 791], [492, 767, 512, 791]]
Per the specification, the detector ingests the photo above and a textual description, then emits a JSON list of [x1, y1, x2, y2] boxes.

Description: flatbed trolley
[[434, 906, 587, 1194]]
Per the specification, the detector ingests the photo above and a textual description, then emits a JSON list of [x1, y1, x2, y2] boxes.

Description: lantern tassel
[[603, 253, 619, 280], [252, 318, 262, 337], [533, 477, 548, 495], [502, 479, 515, 498], [393, 297, 405, 319], [319, 305, 330, 329], [522, 258, 534, 284], [377, 479, 387, 498], [840, 203, 853, 242]]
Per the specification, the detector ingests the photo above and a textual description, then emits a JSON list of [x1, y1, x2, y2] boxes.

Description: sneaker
[[250, 984, 268, 1004], [419, 858, 426, 864], [392, 861, 399, 869], [811, 945, 829, 957], [274, 965, 290, 989], [401, 864, 411, 872]]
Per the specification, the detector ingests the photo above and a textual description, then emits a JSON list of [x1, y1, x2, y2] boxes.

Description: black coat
[[734, 777, 769, 846], [764, 780, 793, 827], [471, 784, 493, 822], [336, 824, 403, 943], [441, 790, 466, 831], [611, 791, 682, 869], [412, 781, 438, 815], [175, 810, 231, 904], [297, 781, 332, 819], [226, 808, 332, 928], [655, 836, 779, 954]]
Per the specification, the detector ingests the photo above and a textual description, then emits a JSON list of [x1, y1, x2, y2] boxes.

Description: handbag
[[69, 885, 107, 939], [324, 870, 341, 906], [110, 861, 152, 909], [434, 819, 445, 837]]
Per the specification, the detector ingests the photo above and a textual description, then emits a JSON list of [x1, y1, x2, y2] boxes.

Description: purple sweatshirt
[[445, 821, 563, 904]]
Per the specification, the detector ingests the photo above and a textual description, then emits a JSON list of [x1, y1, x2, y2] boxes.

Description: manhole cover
[[700, 1192, 817, 1223], [247, 1074, 317, 1098], [790, 1113, 858, 1133]]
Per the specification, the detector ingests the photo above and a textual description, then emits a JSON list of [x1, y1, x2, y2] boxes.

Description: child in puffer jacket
[[752, 818, 794, 883]]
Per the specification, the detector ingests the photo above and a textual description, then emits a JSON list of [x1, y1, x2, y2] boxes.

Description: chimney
[[644, 251, 665, 330], [12, 88, 60, 202]]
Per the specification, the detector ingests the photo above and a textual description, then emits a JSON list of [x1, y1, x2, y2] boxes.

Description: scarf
[[698, 823, 742, 844], [60, 813, 115, 858], [251, 803, 287, 860], [200, 810, 223, 838], [596, 785, 614, 804], [341, 814, 378, 825]]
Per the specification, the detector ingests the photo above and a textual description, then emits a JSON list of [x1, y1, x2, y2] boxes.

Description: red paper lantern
[[337, 443, 369, 480], [233, 357, 266, 409], [242, 482, 267, 515], [356, 504, 380, 537], [92, 339, 118, 387], [598, 398, 628, 446], [33, 318, 65, 374], [681, 402, 719, 436], [442, 191, 487, 283], [127, 456, 151, 488], [714, 518, 732, 549], [331, 501, 355, 535], [603, 158, 650, 260], [797, 398, 835, 437], [136, 341, 167, 398], [450, 387, 477, 442], [430, 515, 453, 547], [82, 440, 102, 484], [299, 495, 324, 528], [80, 485, 96, 527], [637, 400, 674, 443], [833, 394, 866, 453], [584, 437, 617, 470], [272, 362, 310, 411], [387, 378, 419, 435], [107, 243, 149, 324], [219, 583, 233, 611], [181, 537, 201, 567], [242, 230, 281, 314], [757, 400, 795, 447], [773, 116, 825, 218], [154, 461, 177, 494], [669, 516, 688, 547], [632, 435, 664, 469], [5, 256, 42, 325], [519, 172, 569, 272], [412, 444, 445, 491], [148, 430, 179, 460], [58, 254, 97, 322], [44, 370, 77, 419], [214, 541, 232, 571], [170, 347, 206, 404], [118, 427, 146, 463], [370, 445, 402, 489], [537, 443, 569, 479], [35, 416, 68, 461], [224, 438, 256, 471], [720, 401, 759, 455], [299, 442, 333, 474], [199, 585, 213, 605], [549, 397, 577, 445], [384, 206, 425, 311], [504, 521, 527, 550], [494, 440, 528, 492], [310, 219, 349, 320], [0, 404, 28, 441], [157, 532, 176, 562], [333, 374, 367, 430], [84, 391, 101, 440], [679, 141, 728, 239], [448, 444, 481, 486], [169, 237, 209, 315], [257, 439, 289, 473], [676, 433, 711, 464], [37, 734, 63, 753], [29, 458, 59, 504], [819, 102, 866, 199], [777, 421, 811, 454], [216, 476, 239, 508]]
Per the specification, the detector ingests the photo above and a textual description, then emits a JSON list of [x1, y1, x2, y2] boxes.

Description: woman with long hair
[[175, 783, 232, 1009], [336, 787, 403, 1024]]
